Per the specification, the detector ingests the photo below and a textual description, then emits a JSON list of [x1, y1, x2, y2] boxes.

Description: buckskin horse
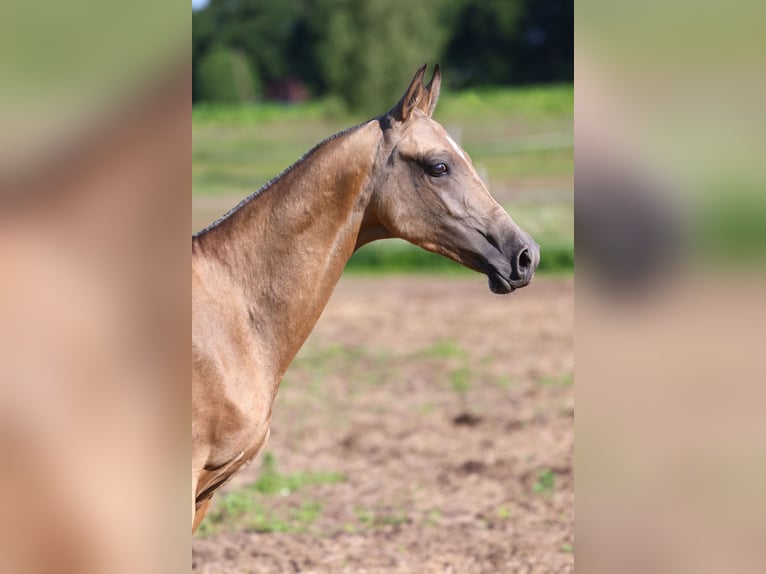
[[191, 65, 540, 532]]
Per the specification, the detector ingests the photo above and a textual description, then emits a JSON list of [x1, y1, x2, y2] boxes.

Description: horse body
[[191, 66, 539, 531]]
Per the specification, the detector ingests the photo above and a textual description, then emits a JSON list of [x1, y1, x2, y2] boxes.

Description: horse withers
[[191, 65, 539, 532]]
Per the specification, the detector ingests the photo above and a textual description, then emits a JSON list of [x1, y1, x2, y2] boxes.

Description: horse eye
[[429, 162, 449, 177]]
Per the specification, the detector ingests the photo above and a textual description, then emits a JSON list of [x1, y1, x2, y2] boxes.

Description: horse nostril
[[509, 243, 538, 286], [518, 247, 532, 271]]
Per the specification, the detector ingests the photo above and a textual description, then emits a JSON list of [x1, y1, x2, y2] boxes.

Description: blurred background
[[191, 0, 571, 110]]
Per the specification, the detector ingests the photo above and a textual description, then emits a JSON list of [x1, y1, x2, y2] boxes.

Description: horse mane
[[193, 119, 374, 238]]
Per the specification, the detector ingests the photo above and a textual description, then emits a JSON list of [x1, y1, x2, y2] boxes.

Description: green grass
[[418, 338, 467, 360], [354, 506, 411, 529], [438, 85, 573, 121], [538, 372, 574, 388], [533, 469, 557, 494], [251, 452, 344, 495], [449, 366, 472, 396], [192, 85, 573, 126], [197, 452, 345, 537]]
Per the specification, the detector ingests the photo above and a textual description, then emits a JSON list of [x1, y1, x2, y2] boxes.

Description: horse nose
[[510, 242, 539, 287]]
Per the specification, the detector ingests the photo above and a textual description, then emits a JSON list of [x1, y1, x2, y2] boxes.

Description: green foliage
[[192, 0, 572, 106], [307, 0, 450, 113], [444, 0, 524, 86], [208, 0, 303, 86], [445, 0, 572, 87], [197, 45, 259, 103]]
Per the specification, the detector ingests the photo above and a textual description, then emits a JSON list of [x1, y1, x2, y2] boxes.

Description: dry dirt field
[[192, 275, 573, 574]]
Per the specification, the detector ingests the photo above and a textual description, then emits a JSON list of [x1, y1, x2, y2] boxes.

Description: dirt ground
[[192, 275, 573, 574]]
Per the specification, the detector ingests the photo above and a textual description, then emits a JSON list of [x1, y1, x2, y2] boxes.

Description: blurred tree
[[191, 0, 573, 105], [306, 0, 450, 114], [192, 8, 214, 102], [197, 45, 259, 103], [515, 0, 573, 83], [444, 0, 572, 87], [206, 0, 302, 96], [443, 0, 525, 86]]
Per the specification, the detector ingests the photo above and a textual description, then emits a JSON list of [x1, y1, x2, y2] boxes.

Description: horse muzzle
[[487, 239, 540, 294]]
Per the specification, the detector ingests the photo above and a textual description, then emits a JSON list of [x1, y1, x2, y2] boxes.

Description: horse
[[191, 65, 539, 532]]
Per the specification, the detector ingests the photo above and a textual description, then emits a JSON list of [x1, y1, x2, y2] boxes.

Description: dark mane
[[193, 119, 372, 238]]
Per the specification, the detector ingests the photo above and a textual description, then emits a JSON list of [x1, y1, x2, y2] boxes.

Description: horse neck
[[195, 120, 381, 376]]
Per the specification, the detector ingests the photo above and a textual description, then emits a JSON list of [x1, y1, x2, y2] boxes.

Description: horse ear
[[419, 64, 442, 117], [390, 64, 427, 123]]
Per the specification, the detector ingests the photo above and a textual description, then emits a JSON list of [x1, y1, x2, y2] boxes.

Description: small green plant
[[561, 543, 573, 554], [539, 372, 574, 387], [493, 374, 514, 388], [292, 500, 323, 525], [449, 366, 471, 395], [354, 506, 410, 529], [355, 507, 375, 526], [533, 469, 556, 494], [418, 402, 435, 414], [424, 509, 442, 526], [252, 452, 344, 495], [419, 338, 467, 360], [497, 506, 512, 520]]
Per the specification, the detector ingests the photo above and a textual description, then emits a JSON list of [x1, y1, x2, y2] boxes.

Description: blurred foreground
[[576, 2, 766, 572], [0, 5, 190, 566]]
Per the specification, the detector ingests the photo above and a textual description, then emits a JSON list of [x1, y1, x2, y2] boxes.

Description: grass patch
[[197, 452, 344, 537], [418, 338, 467, 360], [539, 372, 574, 388], [449, 366, 472, 396], [424, 509, 442, 527], [437, 85, 573, 122], [354, 506, 411, 529], [252, 452, 344, 495], [533, 469, 556, 494], [193, 99, 337, 125]]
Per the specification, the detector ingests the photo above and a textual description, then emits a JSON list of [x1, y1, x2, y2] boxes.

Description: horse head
[[367, 65, 540, 294]]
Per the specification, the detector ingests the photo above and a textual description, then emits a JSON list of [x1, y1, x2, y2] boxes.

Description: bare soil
[[192, 276, 573, 573]]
